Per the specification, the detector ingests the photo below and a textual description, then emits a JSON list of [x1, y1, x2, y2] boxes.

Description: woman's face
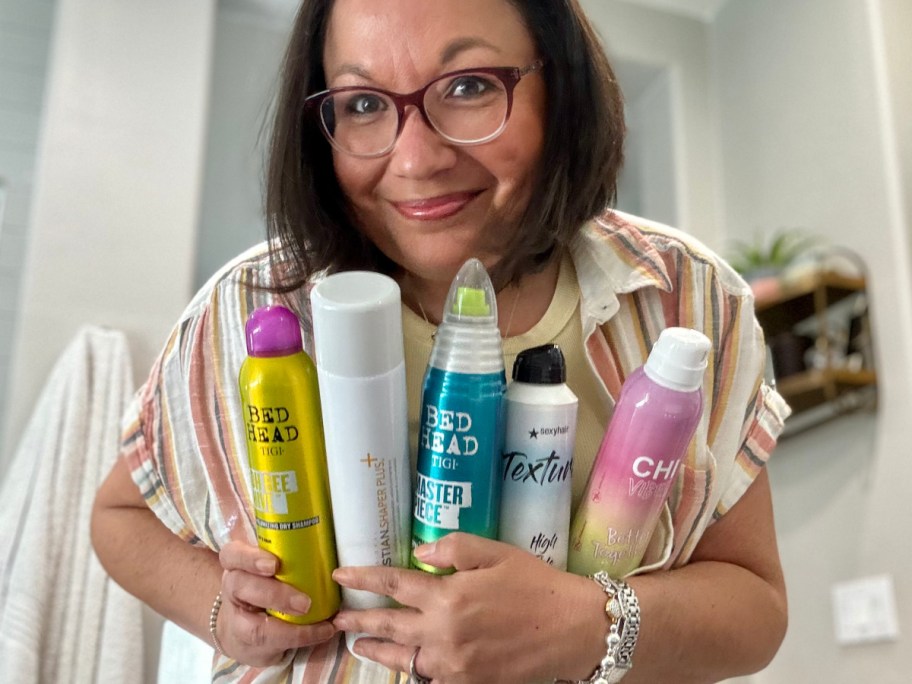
[[323, 0, 546, 283]]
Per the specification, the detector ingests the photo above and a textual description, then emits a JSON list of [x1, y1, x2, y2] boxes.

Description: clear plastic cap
[[310, 271, 404, 377], [441, 258, 498, 326], [644, 327, 712, 392], [427, 258, 503, 373]]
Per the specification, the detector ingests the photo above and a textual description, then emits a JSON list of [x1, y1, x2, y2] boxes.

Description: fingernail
[[332, 568, 350, 583], [333, 612, 351, 629], [256, 558, 277, 574], [291, 594, 311, 614], [414, 542, 436, 559]]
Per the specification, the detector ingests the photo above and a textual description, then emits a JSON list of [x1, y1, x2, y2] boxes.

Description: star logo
[[361, 453, 376, 468], [529, 428, 539, 439]]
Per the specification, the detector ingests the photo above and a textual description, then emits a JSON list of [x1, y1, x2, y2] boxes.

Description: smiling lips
[[391, 191, 482, 220]]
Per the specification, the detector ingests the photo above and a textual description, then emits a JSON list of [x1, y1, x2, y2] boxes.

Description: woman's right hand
[[216, 540, 338, 667]]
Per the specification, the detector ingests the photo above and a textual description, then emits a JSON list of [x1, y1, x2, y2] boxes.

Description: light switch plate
[[831, 574, 900, 645]]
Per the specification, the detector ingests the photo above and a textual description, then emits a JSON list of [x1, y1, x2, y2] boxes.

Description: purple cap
[[245, 305, 303, 357]]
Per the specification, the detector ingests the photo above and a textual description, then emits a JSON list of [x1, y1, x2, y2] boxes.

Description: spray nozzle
[[644, 327, 712, 391], [442, 258, 498, 325]]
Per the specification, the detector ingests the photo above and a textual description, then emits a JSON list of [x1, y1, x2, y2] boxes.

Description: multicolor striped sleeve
[[717, 368, 791, 518], [118, 246, 276, 552], [616, 217, 792, 522], [120, 331, 207, 546], [699, 258, 792, 519]]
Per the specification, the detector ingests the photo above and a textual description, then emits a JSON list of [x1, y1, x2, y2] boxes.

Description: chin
[[381, 230, 491, 276], [410, 254, 480, 282], [415, 240, 505, 276], [363, 210, 517, 281]]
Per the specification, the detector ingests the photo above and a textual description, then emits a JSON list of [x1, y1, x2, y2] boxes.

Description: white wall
[[714, 0, 911, 681], [0, 0, 56, 468], [622, 68, 678, 226], [193, 5, 289, 289], [613, 59, 679, 226], [581, 0, 721, 246], [878, 0, 912, 286], [0, 0, 217, 471]]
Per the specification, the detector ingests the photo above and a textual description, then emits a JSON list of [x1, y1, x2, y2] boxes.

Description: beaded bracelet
[[582, 571, 641, 684], [209, 591, 226, 656]]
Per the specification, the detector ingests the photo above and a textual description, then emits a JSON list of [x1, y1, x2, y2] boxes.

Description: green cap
[[441, 257, 498, 326], [453, 286, 490, 317]]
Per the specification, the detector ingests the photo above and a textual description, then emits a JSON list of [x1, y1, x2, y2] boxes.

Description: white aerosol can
[[498, 344, 578, 569], [310, 271, 412, 658]]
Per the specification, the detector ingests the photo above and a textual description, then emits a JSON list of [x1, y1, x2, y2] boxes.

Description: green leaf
[[727, 228, 821, 276]]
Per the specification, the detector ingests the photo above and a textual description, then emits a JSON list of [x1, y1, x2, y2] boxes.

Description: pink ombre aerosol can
[[568, 327, 711, 578]]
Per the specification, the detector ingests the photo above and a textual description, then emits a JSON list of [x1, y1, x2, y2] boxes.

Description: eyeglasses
[[305, 60, 544, 158]]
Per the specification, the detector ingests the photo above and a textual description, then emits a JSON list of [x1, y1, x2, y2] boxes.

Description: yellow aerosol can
[[238, 305, 340, 624]]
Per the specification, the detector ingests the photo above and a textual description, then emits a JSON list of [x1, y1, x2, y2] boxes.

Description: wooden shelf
[[755, 271, 866, 311], [776, 368, 877, 414], [752, 267, 876, 430], [754, 271, 866, 338]]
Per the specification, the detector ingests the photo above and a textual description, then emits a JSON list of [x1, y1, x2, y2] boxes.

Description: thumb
[[414, 532, 514, 572]]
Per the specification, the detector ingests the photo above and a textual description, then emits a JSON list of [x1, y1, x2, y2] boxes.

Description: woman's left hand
[[331, 532, 604, 684]]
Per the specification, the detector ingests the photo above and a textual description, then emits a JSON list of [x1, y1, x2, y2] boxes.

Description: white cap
[[310, 271, 404, 377], [644, 327, 712, 392]]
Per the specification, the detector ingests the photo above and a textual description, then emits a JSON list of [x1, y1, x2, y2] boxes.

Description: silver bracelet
[[209, 591, 226, 655], [582, 571, 641, 684]]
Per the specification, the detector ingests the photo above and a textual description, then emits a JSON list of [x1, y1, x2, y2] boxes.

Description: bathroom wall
[[0, 0, 56, 473]]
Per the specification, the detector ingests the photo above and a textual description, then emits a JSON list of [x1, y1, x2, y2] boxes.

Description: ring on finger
[[409, 646, 431, 684]]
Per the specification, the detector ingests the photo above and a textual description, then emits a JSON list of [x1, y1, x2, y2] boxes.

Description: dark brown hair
[[264, 0, 625, 291]]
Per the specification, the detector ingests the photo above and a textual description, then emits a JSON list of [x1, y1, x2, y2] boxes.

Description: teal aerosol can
[[411, 258, 506, 573]]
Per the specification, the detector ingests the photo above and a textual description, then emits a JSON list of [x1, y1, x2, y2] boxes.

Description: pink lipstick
[[391, 191, 480, 220]]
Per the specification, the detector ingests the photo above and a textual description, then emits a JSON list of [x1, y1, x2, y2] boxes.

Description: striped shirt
[[121, 210, 790, 683]]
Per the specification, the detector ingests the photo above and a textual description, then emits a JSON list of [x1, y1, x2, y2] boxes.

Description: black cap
[[512, 344, 566, 384]]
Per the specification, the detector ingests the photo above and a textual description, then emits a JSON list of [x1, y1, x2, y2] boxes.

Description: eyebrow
[[330, 63, 374, 82], [440, 37, 502, 65], [329, 37, 502, 83]]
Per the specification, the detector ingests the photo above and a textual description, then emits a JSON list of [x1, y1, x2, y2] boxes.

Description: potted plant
[[729, 229, 824, 381], [728, 229, 819, 303]]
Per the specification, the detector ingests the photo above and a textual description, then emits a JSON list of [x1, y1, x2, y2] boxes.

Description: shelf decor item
[[730, 234, 878, 435], [728, 229, 820, 305]]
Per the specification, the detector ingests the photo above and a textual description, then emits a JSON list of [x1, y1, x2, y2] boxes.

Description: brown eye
[[444, 75, 498, 100], [343, 92, 388, 116]]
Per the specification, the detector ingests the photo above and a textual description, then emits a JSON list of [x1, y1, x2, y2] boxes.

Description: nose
[[387, 106, 459, 179]]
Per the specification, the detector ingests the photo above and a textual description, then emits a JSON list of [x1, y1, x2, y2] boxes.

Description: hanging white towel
[[0, 326, 144, 683], [157, 619, 213, 684]]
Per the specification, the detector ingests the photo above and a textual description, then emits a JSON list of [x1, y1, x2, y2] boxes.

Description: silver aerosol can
[[498, 344, 578, 569]]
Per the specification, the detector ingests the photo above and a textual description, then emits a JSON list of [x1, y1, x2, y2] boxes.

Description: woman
[[92, 0, 790, 682]]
